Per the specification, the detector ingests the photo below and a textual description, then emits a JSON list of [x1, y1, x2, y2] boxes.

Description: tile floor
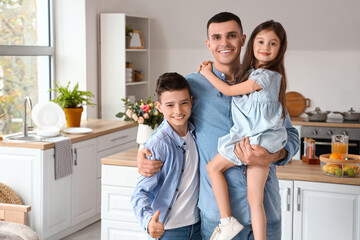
[[61, 221, 101, 240]]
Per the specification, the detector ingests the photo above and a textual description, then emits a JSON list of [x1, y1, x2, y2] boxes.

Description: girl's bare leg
[[247, 165, 270, 240], [206, 153, 237, 218]]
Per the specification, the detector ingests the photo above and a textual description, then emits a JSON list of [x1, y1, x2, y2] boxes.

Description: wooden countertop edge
[[101, 149, 360, 186], [0, 120, 137, 150]]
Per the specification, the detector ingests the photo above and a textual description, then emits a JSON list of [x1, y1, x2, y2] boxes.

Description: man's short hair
[[207, 12, 243, 37], [155, 72, 191, 102]]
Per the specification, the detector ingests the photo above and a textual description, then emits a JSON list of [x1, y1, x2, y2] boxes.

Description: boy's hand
[[137, 147, 163, 177], [148, 210, 164, 238]]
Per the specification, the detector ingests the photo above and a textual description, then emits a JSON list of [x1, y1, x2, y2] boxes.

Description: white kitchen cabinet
[[0, 127, 137, 240], [71, 139, 98, 226], [101, 165, 147, 240], [100, 13, 150, 120], [279, 179, 360, 240], [279, 180, 293, 240]]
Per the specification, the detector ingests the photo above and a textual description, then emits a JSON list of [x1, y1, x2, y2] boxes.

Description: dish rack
[[319, 154, 360, 177]]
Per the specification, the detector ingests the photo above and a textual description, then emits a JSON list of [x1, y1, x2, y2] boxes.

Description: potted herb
[[126, 25, 134, 48], [50, 82, 95, 127]]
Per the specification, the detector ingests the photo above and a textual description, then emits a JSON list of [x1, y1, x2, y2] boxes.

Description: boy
[[131, 72, 201, 240]]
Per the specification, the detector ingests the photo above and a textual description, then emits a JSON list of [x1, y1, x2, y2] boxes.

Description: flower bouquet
[[115, 97, 163, 129]]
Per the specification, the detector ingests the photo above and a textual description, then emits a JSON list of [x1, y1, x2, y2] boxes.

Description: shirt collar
[[161, 119, 195, 150]]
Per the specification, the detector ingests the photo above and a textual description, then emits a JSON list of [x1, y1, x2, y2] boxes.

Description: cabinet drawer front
[[101, 219, 147, 240], [97, 127, 137, 152], [102, 165, 138, 187], [102, 186, 138, 223]]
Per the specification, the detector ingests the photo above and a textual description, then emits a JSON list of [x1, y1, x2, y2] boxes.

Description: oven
[[300, 126, 360, 157]]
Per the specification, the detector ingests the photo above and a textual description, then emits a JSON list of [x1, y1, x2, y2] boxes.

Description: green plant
[[49, 82, 95, 108], [126, 25, 134, 37], [116, 97, 163, 129]]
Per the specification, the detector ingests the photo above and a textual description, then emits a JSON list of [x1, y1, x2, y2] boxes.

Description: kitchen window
[[0, 0, 54, 134]]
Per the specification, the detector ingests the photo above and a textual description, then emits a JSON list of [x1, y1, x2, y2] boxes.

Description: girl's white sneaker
[[209, 216, 244, 240]]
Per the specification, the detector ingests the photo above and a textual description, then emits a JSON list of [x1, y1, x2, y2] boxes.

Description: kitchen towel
[[46, 136, 73, 180]]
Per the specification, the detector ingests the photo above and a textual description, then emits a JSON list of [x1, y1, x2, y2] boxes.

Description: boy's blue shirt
[[131, 119, 197, 234]]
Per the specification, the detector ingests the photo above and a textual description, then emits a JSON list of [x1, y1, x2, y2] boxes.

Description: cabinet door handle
[[110, 135, 128, 142], [287, 187, 291, 211], [74, 148, 78, 166], [297, 187, 301, 211]]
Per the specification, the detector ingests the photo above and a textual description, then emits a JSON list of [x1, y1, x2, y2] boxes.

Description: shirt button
[[243, 171, 246, 175], [221, 73, 224, 77]]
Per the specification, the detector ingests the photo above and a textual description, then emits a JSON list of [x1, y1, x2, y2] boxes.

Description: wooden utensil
[[0, 113, 4, 119], [285, 91, 310, 117]]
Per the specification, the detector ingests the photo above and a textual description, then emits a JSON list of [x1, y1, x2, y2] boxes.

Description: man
[[138, 12, 299, 239]]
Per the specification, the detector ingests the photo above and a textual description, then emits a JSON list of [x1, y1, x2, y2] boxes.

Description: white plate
[[63, 127, 92, 134], [37, 127, 61, 137], [32, 102, 66, 129]]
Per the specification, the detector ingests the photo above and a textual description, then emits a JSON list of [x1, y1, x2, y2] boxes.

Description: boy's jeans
[[200, 211, 281, 240], [159, 221, 201, 240]]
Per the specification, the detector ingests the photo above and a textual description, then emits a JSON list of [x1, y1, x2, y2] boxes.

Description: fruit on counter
[[322, 164, 340, 174], [335, 168, 343, 176], [347, 168, 356, 177], [329, 152, 345, 160], [343, 164, 359, 175]]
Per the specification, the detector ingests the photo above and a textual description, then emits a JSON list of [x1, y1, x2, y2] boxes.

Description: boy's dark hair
[[155, 72, 191, 102], [207, 12, 243, 37]]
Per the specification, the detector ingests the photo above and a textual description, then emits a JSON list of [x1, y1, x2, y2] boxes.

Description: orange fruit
[[329, 152, 344, 160]]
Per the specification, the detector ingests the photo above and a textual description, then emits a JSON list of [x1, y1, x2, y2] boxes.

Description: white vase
[[136, 124, 158, 151]]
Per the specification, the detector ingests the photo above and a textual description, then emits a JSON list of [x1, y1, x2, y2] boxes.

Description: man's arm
[[234, 113, 299, 166], [137, 147, 163, 177]]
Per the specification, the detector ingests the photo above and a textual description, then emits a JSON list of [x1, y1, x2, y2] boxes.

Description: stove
[[300, 124, 360, 156]]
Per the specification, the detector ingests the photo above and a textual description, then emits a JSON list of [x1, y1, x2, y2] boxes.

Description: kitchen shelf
[[100, 13, 150, 120], [126, 81, 148, 86], [126, 49, 148, 52]]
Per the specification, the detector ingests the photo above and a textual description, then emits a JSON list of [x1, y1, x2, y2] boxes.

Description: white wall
[[57, 0, 360, 118]]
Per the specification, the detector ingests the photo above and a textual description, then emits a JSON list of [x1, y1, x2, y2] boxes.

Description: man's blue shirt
[[185, 67, 300, 224]]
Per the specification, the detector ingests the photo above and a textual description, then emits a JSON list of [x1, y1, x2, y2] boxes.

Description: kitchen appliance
[[333, 108, 360, 121], [304, 107, 331, 122], [300, 126, 360, 157], [285, 91, 310, 117]]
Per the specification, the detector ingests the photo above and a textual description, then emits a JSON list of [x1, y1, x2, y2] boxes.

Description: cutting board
[[286, 91, 310, 117]]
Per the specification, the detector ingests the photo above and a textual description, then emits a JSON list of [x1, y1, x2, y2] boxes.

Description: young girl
[[199, 20, 288, 240]]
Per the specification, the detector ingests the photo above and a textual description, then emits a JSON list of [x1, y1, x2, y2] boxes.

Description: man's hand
[[234, 137, 286, 166], [148, 210, 164, 239], [137, 147, 163, 177]]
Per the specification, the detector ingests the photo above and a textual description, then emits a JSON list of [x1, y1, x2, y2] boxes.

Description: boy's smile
[[156, 89, 192, 137]]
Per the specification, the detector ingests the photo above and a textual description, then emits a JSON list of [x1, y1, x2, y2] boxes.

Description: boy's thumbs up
[[148, 210, 164, 238], [153, 210, 161, 222]]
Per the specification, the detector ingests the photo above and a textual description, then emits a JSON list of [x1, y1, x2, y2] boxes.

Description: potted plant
[[50, 82, 95, 127], [125, 25, 134, 48]]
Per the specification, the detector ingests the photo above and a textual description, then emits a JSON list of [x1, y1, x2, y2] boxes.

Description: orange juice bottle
[[331, 142, 348, 154]]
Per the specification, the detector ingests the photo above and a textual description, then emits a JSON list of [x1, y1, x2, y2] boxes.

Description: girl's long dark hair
[[238, 20, 288, 118]]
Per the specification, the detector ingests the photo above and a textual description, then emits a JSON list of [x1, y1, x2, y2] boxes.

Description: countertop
[[0, 119, 137, 150], [291, 117, 360, 128], [101, 148, 360, 186]]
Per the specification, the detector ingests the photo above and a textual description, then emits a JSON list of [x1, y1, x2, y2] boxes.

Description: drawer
[[102, 165, 138, 187], [101, 219, 147, 240], [101, 185, 138, 223], [97, 127, 137, 152]]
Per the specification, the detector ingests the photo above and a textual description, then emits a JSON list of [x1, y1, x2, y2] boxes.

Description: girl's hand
[[198, 61, 213, 77], [197, 61, 213, 72]]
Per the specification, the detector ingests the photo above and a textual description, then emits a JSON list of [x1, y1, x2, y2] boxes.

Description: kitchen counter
[[291, 117, 360, 128], [0, 119, 137, 150], [102, 148, 360, 186]]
